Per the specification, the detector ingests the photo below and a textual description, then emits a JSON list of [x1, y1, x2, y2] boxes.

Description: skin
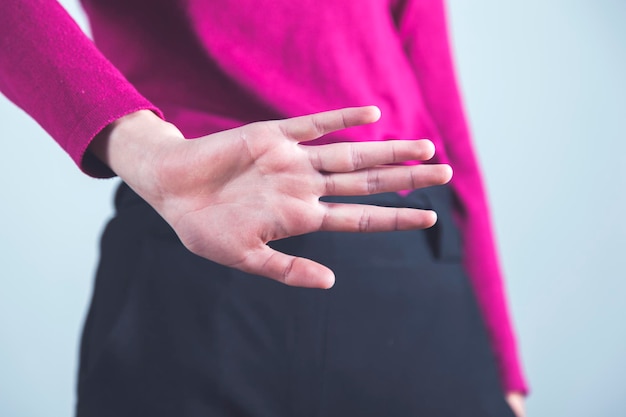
[[89, 106, 452, 288], [89, 106, 525, 414], [506, 392, 526, 417]]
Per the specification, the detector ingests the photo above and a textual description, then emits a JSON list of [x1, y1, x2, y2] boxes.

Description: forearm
[[0, 0, 161, 177]]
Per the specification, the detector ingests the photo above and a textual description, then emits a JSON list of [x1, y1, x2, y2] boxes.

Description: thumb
[[237, 245, 336, 289]]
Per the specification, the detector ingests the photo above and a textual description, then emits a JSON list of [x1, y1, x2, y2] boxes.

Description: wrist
[[88, 110, 185, 193], [89, 110, 177, 171]]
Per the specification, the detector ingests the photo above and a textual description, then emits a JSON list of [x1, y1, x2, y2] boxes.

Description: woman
[[1, 0, 527, 415]]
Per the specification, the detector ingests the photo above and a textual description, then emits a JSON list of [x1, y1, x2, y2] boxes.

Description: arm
[[0, 0, 161, 177], [88, 107, 452, 288], [392, 0, 529, 398], [1, 0, 452, 288]]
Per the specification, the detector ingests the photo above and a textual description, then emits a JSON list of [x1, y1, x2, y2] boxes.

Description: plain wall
[[0, 1, 624, 415]]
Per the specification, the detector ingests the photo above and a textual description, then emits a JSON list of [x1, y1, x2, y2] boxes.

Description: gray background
[[1, 0, 624, 415]]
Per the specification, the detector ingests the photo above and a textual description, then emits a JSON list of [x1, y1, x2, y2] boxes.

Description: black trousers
[[76, 183, 515, 417]]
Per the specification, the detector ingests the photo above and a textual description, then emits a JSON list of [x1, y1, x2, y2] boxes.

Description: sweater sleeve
[[393, 0, 528, 394], [0, 0, 162, 177]]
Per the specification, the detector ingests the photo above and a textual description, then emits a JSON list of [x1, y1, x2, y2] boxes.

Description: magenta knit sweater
[[0, 0, 528, 393]]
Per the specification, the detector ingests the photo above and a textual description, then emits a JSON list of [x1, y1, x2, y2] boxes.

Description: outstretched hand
[[90, 106, 452, 288]]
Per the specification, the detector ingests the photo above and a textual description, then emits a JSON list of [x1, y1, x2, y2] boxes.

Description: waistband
[[112, 181, 461, 263]]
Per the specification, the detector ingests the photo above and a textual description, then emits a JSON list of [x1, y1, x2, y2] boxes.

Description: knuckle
[[367, 169, 381, 193], [358, 209, 371, 232], [310, 148, 324, 170], [390, 143, 398, 162], [319, 205, 333, 230], [281, 256, 297, 285], [340, 112, 348, 130], [311, 116, 326, 137], [409, 167, 418, 189], [350, 145, 364, 170], [324, 174, 337, 194], [277, 122, 291, 139]]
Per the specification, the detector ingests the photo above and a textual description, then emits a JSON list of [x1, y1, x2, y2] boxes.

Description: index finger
[[277, 106, 381, 142]]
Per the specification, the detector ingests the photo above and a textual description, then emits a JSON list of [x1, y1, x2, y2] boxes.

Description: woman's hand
[[505, 392, 526, 417], [90, 106, 452, 288]]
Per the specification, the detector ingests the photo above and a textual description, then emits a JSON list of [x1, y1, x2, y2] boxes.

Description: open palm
[[96, 106, 452, 288]]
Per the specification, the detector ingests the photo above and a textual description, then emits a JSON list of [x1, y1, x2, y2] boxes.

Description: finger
[[322, 164, 452, 196], [277, 106, 381, 142], [319, 203, 438, 232], [237, 245, 336, 289], [308, 139, 436, 172]]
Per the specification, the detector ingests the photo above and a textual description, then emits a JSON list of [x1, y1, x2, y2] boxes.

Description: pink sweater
[[0, 0, 527, 393]]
